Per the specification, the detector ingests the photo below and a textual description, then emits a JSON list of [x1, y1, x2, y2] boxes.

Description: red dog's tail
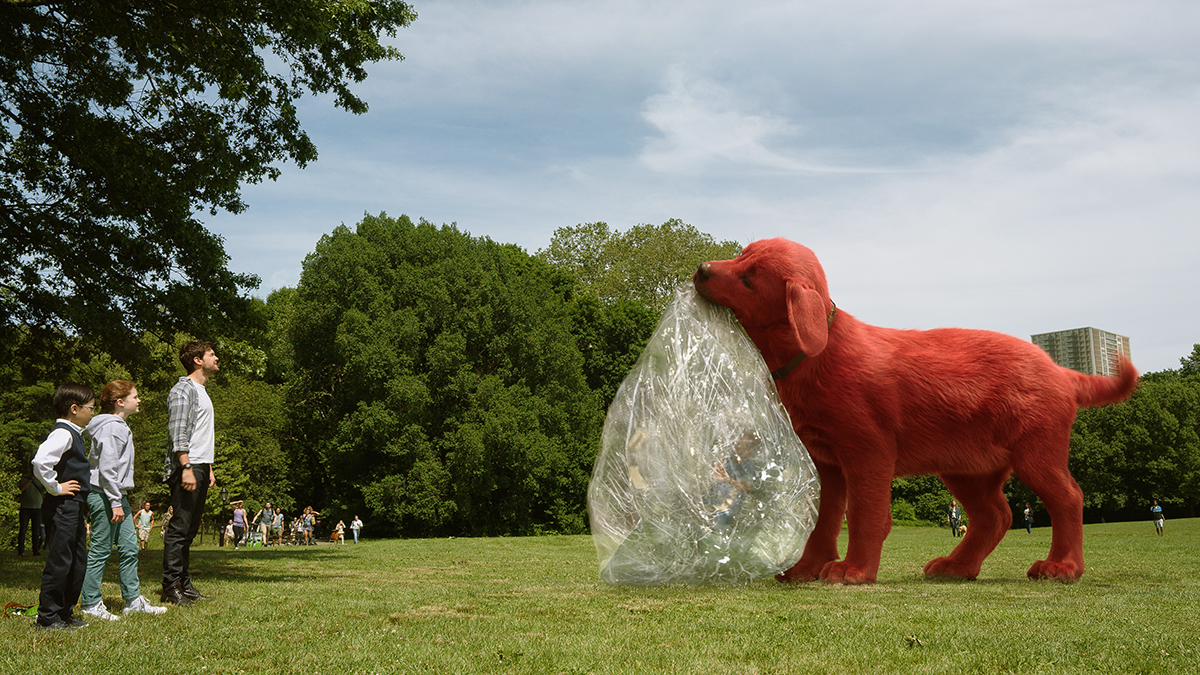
[[1073, 355, 1139, 408]]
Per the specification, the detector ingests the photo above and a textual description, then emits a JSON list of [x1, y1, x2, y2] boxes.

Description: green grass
[[3, 520, 1199, 674]]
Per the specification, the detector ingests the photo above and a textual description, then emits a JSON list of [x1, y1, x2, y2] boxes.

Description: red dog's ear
[[786, 279, 829, 358]]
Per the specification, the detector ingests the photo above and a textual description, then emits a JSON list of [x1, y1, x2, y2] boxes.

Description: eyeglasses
[[78, 404, 95, 411]]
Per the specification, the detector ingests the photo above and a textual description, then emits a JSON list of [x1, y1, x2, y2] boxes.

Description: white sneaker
[[81, 601, 120, 621], [123, 595, 168, 615]]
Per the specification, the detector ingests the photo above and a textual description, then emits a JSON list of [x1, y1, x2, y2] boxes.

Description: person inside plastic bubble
[[601, 431, 776, 585], [703, 432, 761, 529]]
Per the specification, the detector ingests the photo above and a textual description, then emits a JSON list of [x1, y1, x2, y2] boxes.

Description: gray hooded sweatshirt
[[85, 413, 136, 509]]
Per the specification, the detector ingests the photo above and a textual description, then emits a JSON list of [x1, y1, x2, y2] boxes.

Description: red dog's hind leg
[[777, 459, 845, 583], [1014, 459, 1085, 581], [924, 470, 1013, 580]]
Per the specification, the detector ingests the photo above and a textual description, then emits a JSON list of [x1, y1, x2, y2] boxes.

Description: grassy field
[[2, 519, 1198, 674]]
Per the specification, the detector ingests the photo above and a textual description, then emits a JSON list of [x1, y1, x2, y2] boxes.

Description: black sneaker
[[160, 583, 195, 607], [181, 585, 210, 601], [34, 620, 66, 630], [63, 616, 88, 628]]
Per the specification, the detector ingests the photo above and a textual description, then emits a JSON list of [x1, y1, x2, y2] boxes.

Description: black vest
[[49, 422, 91, 502]]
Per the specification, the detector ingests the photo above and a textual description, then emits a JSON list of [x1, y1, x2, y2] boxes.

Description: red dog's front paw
[[923, 556, 980, 580], [1026, 560, 1082, 582], [776, 558, 824, 583], [820, 561, 875, 585]]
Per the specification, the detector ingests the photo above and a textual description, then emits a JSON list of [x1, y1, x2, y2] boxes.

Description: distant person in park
[[81, 380, 167, 620], [133, 502, 155, 551], [31, 383, 94, 630], [302, 506, 320, 546], [1150, 500, 1164, 535], [162, 341, 219, 606], [17, 457, 44, 557], [271, 509, 285, 546], [1024, 503, 1034, 534], [947, 500, 963, 537], [231, 501, 248, 549], [350, 515, 363, 544], [224, 519, 234, 547], [253, 502, 275, 546], [333, 519, 346, 544]]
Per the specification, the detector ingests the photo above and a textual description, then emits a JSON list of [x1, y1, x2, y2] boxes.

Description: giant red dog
[[693, 238, 1137, 584]]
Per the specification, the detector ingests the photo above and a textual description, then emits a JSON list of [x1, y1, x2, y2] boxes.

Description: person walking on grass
[[302, 506, 320, 546], [31, 384, 94, 630], [1023, 503, 1034, 534], [271, 509, 285, 546], [253, 502, 275, 546], [350, 515, 363, 544], [133, 502, 154, 551], [81, 381, 167, 620], [161, 341, 219, 606], [947, 500, 962, 538], [1151, 500, 1165, 536], [231, 501, 248, 550]]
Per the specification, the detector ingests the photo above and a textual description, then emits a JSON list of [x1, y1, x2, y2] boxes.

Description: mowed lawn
[[3, 519, 1198, 674]]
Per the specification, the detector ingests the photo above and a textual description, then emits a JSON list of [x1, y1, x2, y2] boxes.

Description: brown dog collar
[[771, 302, 837, 381]]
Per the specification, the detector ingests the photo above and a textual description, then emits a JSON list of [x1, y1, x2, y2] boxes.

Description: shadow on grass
[[0, 544, 355, 596]]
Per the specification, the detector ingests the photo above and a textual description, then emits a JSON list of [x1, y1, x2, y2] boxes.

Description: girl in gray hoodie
[[81, 381, 167, 619]]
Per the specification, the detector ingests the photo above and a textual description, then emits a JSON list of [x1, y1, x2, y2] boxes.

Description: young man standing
[[161, 341, 219, 606]]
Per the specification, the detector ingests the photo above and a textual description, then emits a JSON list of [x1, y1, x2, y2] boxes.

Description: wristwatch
[[182, 463, 193, 470]]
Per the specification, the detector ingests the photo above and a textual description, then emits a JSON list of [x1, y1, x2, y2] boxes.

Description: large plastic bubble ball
[[588, 285, 820, 586]]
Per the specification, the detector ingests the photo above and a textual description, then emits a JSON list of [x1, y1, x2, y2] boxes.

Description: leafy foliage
[[282, 214, 604, 537], [0, 0, 416, 363], [538, 219, 742, 312]]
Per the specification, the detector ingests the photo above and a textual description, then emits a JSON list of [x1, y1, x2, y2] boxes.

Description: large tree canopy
[[0, 0, 416, 361], [281, 214, 604, 537]]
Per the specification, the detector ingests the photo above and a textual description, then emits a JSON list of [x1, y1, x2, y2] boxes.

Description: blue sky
[[207, 0, 1200, 373]]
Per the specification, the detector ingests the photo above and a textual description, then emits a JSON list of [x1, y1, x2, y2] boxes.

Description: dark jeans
[[162, 463, 210, 590], [38, 496, 88, 625], [18, 506, 43, 554]]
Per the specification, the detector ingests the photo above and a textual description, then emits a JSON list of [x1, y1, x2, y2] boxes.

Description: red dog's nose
[[694, 261, 712, 283]]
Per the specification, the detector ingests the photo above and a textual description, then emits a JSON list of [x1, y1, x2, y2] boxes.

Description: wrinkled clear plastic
[[589, 286, 820, 586]]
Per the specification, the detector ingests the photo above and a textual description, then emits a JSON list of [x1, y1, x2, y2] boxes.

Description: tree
[[283, 214, 604, 537], [538, 219, 742, 312], [1, 1, 417, 363]]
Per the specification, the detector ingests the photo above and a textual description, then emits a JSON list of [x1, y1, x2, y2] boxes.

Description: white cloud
[[204, 0, 1200, 371]]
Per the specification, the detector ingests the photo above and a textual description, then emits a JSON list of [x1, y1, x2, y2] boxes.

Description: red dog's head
[[693, 238, 835, 363]]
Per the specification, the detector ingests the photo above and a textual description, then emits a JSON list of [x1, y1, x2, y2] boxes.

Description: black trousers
[[38, 496, 88, 625], [18, 506, 43, 554], [162, 463, 210, 590]]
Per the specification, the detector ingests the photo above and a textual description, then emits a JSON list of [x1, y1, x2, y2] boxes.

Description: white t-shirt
[[188, 380, 216, 464]]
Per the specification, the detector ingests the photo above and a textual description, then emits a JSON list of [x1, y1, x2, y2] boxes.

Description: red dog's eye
[[741, 276, 754, 290]]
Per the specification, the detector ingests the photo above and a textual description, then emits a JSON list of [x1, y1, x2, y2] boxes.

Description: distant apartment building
[[1031, 327, 1131, 377]]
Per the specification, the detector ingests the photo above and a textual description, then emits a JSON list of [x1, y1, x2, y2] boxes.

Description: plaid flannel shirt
[[161, 377, 200, 481]]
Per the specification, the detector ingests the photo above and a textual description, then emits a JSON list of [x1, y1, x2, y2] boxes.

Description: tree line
[[4, 213, 1198, 543]]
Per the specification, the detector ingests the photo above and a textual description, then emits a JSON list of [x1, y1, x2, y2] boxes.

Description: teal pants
[[82, 492, 142, 605]]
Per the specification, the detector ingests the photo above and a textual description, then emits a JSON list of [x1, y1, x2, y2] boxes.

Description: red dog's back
[[694, 237, 1137, 583]]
